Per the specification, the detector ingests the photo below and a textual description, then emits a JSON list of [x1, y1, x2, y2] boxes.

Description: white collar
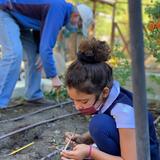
[[99, 80, 120, 113]]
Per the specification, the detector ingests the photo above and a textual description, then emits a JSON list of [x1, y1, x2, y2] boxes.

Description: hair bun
[[77, 38, 111, 63]]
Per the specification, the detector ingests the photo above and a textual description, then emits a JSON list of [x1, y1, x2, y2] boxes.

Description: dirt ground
[[0, 99, 89, 160], [0, 99, 159, 160]]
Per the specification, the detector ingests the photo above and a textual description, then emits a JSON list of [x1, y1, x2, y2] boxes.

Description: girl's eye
[[81, 100, 88, 104]]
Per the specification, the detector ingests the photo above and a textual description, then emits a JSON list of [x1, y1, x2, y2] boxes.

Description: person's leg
[[89, 114, 121, 156], [21, 30, 43, 101], [0, 10, 23, 108]]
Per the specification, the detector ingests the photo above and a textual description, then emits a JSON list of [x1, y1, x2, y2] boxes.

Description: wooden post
[[115, 23, 130, 54], [110, 4, 116, 49], [92, 0, 97, 36], [128, 0, 151, 159]]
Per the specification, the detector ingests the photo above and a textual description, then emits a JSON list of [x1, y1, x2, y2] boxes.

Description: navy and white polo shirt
[[99, 81, 135, 129]]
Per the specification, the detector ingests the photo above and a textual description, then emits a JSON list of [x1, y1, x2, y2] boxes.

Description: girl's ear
[[102, 87, 109, 99]]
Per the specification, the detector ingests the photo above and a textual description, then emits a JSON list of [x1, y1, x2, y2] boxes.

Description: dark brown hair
[[65, 38, 113, 95]]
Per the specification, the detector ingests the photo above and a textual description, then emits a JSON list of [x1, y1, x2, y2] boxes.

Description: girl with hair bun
[[61, 38, 159, 160]]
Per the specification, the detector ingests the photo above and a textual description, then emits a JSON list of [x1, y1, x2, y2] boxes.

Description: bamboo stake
[[8, 142, 34, 156], [63, 128, 77, 151]]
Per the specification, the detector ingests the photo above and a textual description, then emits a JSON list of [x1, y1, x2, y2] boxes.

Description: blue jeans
[[89, 114, 159, 160], [0, 10, 43, 108]]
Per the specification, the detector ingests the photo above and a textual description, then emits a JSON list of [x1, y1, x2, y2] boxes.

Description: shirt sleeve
[[0, 0, 6, 4], [111, 103, 135, 128], [40, 1, 67, 78]]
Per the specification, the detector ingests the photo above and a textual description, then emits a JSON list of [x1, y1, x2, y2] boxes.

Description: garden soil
[[0, 99, 159, 160]]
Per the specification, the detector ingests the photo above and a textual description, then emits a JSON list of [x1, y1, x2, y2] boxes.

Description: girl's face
[[67, 87, 109, 111]]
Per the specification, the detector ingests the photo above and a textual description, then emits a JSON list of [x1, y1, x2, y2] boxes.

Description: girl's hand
[[65, 132, 86, 147], [61, 144, 90, 160]]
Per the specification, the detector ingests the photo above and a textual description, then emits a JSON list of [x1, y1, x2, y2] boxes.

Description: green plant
[[109, 43, 131, 86], [146, 87, 155, 96], [144, 1, 160, 62], [149, 74, 160, 85], [146, 75, 160, 96], [44, 86, 69, 102]]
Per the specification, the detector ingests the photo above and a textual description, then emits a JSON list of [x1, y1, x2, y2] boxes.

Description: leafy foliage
[[144, 1, 160, 62], [109, 43, 131, 86], [145, 1, 160, 19], [149, 74, 160, 85], [44, 86, 69, 102]]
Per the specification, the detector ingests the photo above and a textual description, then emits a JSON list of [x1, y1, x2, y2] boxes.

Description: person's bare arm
[[118, 128, 137, 160], [62, 129, 137, 160], [90, 128, 137, 160], [61, 144, 123, 160]]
